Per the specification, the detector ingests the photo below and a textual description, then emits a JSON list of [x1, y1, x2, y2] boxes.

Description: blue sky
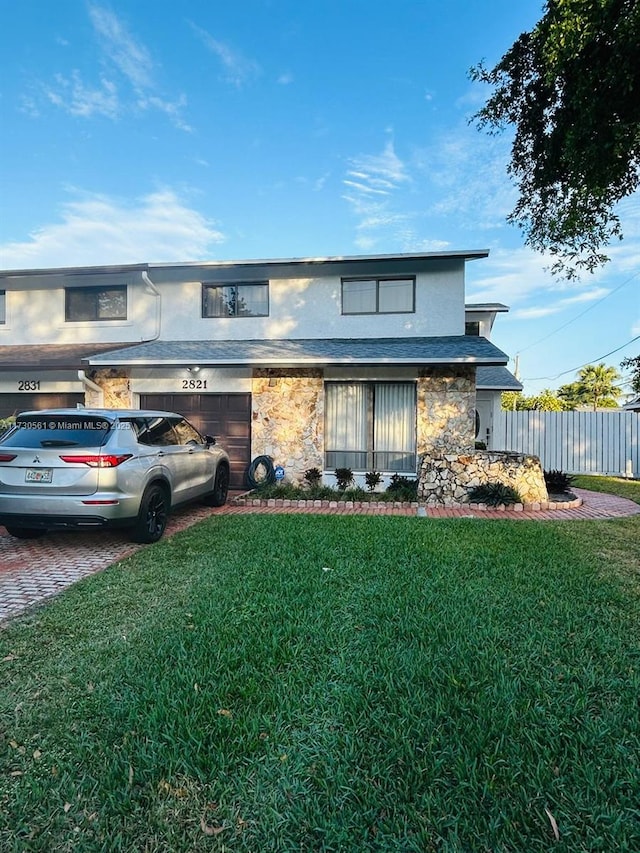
[[1, 0, 638, 397]]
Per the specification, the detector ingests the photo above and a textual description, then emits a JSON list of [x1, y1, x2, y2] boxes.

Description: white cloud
[[278, 72, 294, 85], [0, 190, 225, 269], [190, 23, 261, 87], [37, 4, 189, 130], [346, 141, 410, 190], [44, 71, 119, 119], [88, 3, 153, 91], [342, 140, 412, 249]]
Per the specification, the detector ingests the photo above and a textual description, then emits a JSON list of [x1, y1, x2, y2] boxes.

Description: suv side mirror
[[205, 434, 216, 446]]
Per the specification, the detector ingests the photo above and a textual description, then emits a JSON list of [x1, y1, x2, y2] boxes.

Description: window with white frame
[[0, 290, 5, 324], [325, 382, 416, 472], [202, 282, 269, 317], [341, 277, 415, 314], [65, 285, 127, 321]]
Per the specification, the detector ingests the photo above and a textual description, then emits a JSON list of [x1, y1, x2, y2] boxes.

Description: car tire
[[5, 526, 46, 540], [203, 463, 229, 507], [130, 484, 169, 544]]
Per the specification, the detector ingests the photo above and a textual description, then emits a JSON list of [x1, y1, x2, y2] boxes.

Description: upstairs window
[[202, 282, 269, 318], [465, 321, 480, 336], [65, 285, 127, 321], [0, 290, 5, 324], [342, 277, 415, 314]]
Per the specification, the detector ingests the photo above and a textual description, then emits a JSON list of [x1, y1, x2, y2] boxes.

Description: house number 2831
[[18, 380, 41, 391]]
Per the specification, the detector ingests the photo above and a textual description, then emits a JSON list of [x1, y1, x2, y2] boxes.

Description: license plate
[[25, 468, 53, 483]]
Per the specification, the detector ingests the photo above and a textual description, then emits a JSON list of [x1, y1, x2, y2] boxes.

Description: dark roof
[[465, 303, 509, 312], [0, 342, 141, 369], [85, 336, 508, 368], [623, 396, 640, 411], [476, 366, 522, 391]]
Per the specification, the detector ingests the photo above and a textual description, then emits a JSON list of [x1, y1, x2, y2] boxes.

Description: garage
[[139, 393, 251, 490], [0, 392, 84, 421]]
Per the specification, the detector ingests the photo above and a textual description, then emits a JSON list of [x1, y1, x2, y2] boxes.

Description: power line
[[522, 335, 640, 382], [515, 269, 640, 356]]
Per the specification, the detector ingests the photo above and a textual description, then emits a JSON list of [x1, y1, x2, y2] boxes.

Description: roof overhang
[[476, 366, 522, 391], [84, 336, 509, 369], [0, 250, 489, 282], [0, 342, 142, 370]]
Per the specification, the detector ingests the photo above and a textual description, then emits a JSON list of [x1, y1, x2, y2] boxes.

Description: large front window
[[342, 277, 415, 314], [325, 382, 416, 472], [202, 282, 269, 317], [65, 286, 127, 321], [0, 290, 5, 324]]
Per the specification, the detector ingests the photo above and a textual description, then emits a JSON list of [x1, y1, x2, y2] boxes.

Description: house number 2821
[[18, 380, 41, 391], [182, 379, 208, 390]]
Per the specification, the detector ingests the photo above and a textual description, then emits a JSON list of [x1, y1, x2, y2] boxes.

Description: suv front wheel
[[131, 484, 169, 543]]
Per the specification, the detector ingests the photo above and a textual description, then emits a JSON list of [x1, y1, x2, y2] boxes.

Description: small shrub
[[468, 482, 523, 506], [0, 416, 15, 437], [334, 467, 353, 491], [343, 486, 368, 501], [475, 440, 487, 450], [364, 471, 382, 492], [385, 474, 418, 501], [303, 467, 322, 488], [544, 469, 575, 494]]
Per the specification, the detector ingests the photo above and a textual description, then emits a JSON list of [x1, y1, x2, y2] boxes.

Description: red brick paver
[[1, 488, 638, 624]]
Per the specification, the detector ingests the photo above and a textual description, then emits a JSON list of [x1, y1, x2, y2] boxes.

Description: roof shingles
[[85, 336, 508, 367]]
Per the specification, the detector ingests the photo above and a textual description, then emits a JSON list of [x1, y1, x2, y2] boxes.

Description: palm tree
[[576, 363, 621, 410]]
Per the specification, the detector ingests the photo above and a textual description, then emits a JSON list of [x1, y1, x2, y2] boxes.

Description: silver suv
[[0, 409, 230, 543]]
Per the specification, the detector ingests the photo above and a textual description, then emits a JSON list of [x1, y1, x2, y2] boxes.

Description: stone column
[[416, 366, 476, 455], [251, 369, 324, 483], [83, 369, 133, 408]]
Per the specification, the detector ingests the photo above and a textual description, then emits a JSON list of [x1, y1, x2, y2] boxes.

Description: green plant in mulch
[[386, 474, 418, 501], [468, 482, 523, 506], [544, 468, 575, 494], [364, 471, 382, 492], [303, 467, 323, 488], [334, 467, 354, 491]]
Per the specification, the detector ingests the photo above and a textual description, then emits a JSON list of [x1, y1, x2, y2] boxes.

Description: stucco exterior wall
[[417, 367, 476, 456], [0, 274, 158, 346], [152, 264, 464, 341], [251, 369, 324, 482]]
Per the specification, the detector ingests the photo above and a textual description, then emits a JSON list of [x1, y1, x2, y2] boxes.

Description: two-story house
[[0, 251, 520, 488]]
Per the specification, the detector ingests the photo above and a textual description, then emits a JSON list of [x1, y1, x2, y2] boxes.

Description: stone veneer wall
[[83, 369, 133, 408], [417, 367, 476, 456], [251, 369, 324, 483], [418, 450, 548, 506]]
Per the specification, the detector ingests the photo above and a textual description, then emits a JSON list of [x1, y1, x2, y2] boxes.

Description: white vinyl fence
[[493, 410, 639, 477]]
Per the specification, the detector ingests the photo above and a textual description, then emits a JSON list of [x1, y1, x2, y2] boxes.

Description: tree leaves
[[471, 0, 640, 278]]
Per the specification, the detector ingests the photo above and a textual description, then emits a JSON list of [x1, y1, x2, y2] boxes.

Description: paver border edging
[[231, 495, 583, 512]]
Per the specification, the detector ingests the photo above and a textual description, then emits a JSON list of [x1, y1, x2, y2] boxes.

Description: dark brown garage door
[[0, 393, 84, 420], [139, 394, 251, 490]]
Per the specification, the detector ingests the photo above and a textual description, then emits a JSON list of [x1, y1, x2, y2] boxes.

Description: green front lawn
[[572, 474, 640, 504], [1, 482, 639, 851]]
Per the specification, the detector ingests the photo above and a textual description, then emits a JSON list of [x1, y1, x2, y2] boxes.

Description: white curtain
[[374, 384, 415, 467], [325, 384, 367, 451]]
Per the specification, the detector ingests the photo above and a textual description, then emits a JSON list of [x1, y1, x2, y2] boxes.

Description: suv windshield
[[0, 415, 113, 449]]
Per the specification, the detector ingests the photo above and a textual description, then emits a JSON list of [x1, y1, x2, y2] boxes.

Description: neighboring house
[[623, 397, 640, 412], [0, 252, 518, 488]]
